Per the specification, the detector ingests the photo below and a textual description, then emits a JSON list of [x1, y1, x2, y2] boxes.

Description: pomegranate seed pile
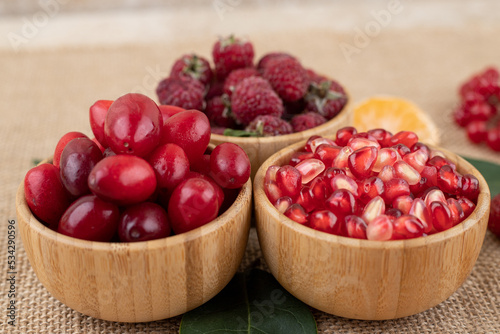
[[453, 67, 500, 151], [264, 127, 480, 241]]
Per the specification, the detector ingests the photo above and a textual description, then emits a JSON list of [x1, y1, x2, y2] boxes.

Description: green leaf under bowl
[[463, 156, 500, 196]]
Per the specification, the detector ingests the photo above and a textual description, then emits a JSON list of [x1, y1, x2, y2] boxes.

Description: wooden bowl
[[16, 167, 252, 323], [253, 139, 490, 320], [210, 98, 352, 179]]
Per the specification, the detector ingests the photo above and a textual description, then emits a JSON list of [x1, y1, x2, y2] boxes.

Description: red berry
[[488, 193, 500, 238], [104, 93, 162, 157], [223, 67, 259, 96], [185, 172, 225, 211], [305, 80, 348, 119], [89, 100, 113, 147], [156, 76, 205, 110], [212, 35, 254, 79], [466, 120, 488, 143], [245, 115, 293, 136], [468, 102, 495, 122], [257, 52, 294, 72], [53, 131, 89, 169], [118, 202, 171, 242], [58, 195, 120, 242], [486, 127, 500, 151], [210, 142, 251, 189], [88, 155, 156, 206], [147, 143, 190, 191], [263, 57, 309, 102], [168, 178, 219, 234], [290, 112, 327, 133], [24, 163, 72, 229], [170, 54, 213, 86], [158, 105, 185, 124], [205, 95, 237, 129]]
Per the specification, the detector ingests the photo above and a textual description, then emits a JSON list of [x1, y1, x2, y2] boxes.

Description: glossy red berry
[[466, 120, 488, 144], [53, 131, 89, 169], [210, 142, 251, 189], [118, 202, 170, 242], [148, 143, 190, 191], [486, 127, 500, 151], [89, 99, 113, 147]]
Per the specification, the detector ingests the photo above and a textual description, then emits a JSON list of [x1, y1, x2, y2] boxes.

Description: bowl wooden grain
[[253, 139, 490, 320], [210, 97, 352, 179], [16, 167, 252, 323]]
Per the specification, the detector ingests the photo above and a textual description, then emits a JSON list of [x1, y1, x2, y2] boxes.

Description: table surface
[[1, 1, 499, 333]]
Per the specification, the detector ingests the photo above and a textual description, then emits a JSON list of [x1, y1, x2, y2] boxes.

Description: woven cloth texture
[[1, 27, 500, 333]]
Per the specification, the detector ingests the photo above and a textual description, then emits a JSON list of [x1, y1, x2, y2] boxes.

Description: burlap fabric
[[1, 25, 500, 333]]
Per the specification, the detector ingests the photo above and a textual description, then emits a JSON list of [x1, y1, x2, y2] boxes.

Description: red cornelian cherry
[[486, 126, 500, 151], [276, 165, 302, 198], [326, 189, 357, 217], [466, 120, 488, 144], [366, 214, 393, 241], [392, 215, 425, 239], [295, 158, 325, 184], [348, 146, 378, 179], [345, 215, 367, 239], [335, 126, 357, 146], [309, 210, 341, 235], [284, 203, 308, 224]]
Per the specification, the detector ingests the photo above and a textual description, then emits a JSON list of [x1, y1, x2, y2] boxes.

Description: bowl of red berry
[[156, 35, 351, 179], [254, 126, 490, 320], [16, 93, 252, 322]]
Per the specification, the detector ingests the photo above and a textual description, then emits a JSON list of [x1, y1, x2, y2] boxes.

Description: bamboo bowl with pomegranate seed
[[210, 95, 352, 179], [253, 137, 490, 320], [16, 159, 252, 323]]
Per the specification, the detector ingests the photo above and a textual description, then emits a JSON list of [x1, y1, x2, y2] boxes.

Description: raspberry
[[156, 76, 205, 110], [212, 35, 254, 79], [305, 68, 328, 84], [205, 95, 237, 128], [488, 193, 500, 238], [262, 57, 309, 102], [231, 77, 284, 125], [169, 54, 213, 86], [282, 99, 307, 120], [245, 115, 293, 136], [460, 67, 500, 99], [305, 80, 348, 119], [256, 52, 294, 72], [290, 112, 327, 132], [223, 67, 259, 96], [205, 79, 225, 100]]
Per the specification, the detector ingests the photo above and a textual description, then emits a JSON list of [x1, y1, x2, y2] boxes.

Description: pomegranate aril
[[264, 181, 283, 204], [297, 187, 317, 213], [284, 204, 308, 225], [392, 195, 413, 215], [427, 156, 456, 171], [424, 188, 447, 207], [430, 201, 453, 232], [392, 143, 411, 157], [348, 146, 378, 179], [390, 131, 419, 149], [385, 208, 403, 219], [326, 189, 357, 217], [314, 144, 342, 167], [330, 174, 359, 197], [368, 128, 393, 147], [290, 151, 314, 167], [295, 158, 325, 184], [332, 146, 353, 169], [378, 165, 397, 182], [310, 176, 328, 201], [265, 165, 280, 183], [309, 137, 336, 153], [373, 148, 400, 173], [466, 120, 488, 143], [447, 198, 465, 226], [421, 165, 438, 187], [359, 176, 384, 203], [345, 215, 367, 239], [335, 126, 357, 146], [275, 196, 293, 213], [362, 196, 385, 224], [347, 137, 381, 151], [304, 135, 322, 152], [403, 149, 428, 173], [409, 198, 432, 233], [393, 215, 425, 239], [437, 165, 462, 195], [383, 178, 410, 204], [429, 149, 446, 159], [309, 210, 341, 235], [409, 176, 427, 197], [460, 174, 480, 201], [393, 160, 421, 186], [458, 197, 476, 216], [411, 142, 431, 156], [366, 214, 393, 241], [276, 165, 302, 197]]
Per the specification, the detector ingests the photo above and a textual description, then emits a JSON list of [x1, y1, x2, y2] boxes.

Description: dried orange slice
[[352, 96, 440, 146]]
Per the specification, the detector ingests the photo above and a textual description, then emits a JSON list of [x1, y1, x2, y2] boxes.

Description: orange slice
[[352, 96, 440, 146]]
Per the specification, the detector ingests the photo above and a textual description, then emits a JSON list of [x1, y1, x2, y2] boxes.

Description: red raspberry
[[488, 193, 500, 238], [460, 67, 500, 99], [262, 57, 309, 102], [282, 99, 307, 120], [305, 68, 328, 84], [256, 52, 294, 72], [231, 77, 284, 125], [156, 76, 205, 110], [245, 115, 293, 136], [169, 54, 213, 87], [290, 112, 327, 132], [205, 95, 237, 128], [223, 67, 259, 96], [212, 35, 254, 79], [205, 79, 225, 100], [305, 80, 348, 119]]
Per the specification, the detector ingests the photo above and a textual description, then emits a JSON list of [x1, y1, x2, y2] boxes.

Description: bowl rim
[[17, 160, 253, 252], [210, 90, 351, 143], [254, 136, 491, 250]]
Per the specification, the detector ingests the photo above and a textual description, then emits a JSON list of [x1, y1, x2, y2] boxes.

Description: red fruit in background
[[275, 165, 302, 198], [170, 54, 213, 86], [58, 195, 120, 242], [223, 67, 259, 96], [24, 163, 72, 229], [147, 143, 190, 191], [231, 76, 284, 125], [486, 126, 500, 151], [53, 131, 89, 168], [104, 93, 162, 157], [468, 102, 495, 122], [118, 202, 171, 242], [210, 142, 251, 189], [290, 112, 327, 133], [466, 120, 488, 143], [156, 76, 205, 111], [212, 35, 254, 79], [263, 57, 309, 102], [256, 52, 294, 72], [168, 178, 219, 234], [205, 95, 237, 128], [459, 67, 500, 99], [161, 110, 210, 164], [59, 138, 103, 197], [88, 155, 156, 206], [89, 100, 113, 147], [309, 210, 341, 235], [159, 104, 185, 124], [488, 193, 500, 238], [244, 115, 293, 136], [305, 80, 348, 119]]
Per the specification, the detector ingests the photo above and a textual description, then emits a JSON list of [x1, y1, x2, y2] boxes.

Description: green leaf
[[463, 156, 500, 196], [223, 128, 260, 137], [179, 269, 317, 334]]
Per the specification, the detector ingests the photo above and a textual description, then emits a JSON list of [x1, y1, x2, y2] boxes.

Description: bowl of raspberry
[[16, 93, 253, 322], [155, 35, 352, 179], [253, 126, 490, 320]]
